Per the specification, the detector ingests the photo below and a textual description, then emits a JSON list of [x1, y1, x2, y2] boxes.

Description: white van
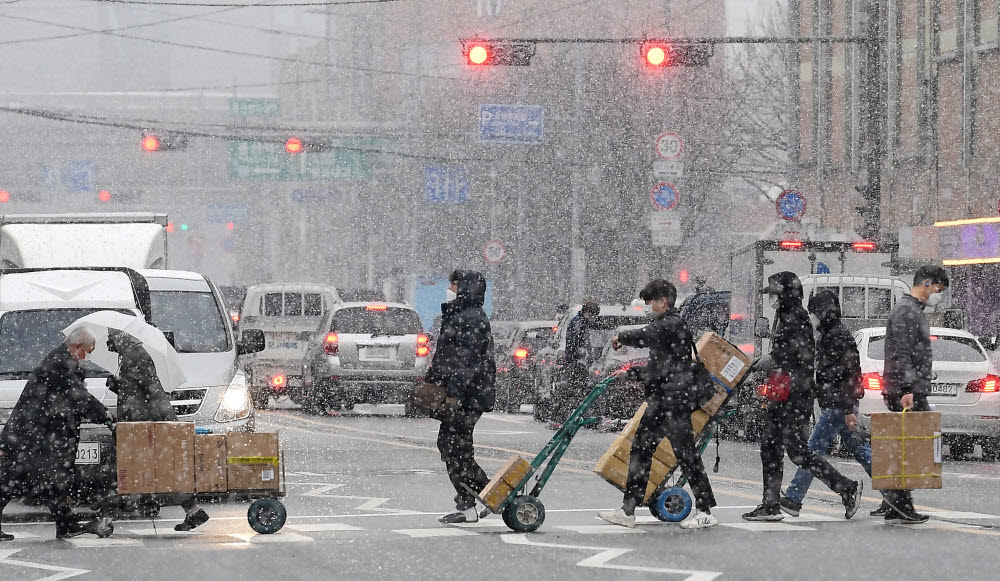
[[800, 275, 912, 332]]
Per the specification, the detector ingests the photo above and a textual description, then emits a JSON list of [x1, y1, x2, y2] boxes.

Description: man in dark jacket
[[426, 270, 496, 523], [0, 328, 112, 540], [556, 300, 600, 422], [743, 272, 862, 521], [880, 265, 949, 524], [598, 279, 718, 529], [103, 329, 209, 532], [780, 290, 883, 516]]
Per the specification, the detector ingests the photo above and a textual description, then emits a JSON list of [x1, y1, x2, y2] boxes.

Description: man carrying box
[[598, 279, 718, 530], [879, 266, 949, 525]]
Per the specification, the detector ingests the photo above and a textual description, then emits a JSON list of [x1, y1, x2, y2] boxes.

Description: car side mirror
[[754, 317, 771, 339], [238, 328, 265, 355]]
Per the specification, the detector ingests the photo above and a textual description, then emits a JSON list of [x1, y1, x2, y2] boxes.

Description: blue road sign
[[479, 104, 544, 144], [206, 203, 249, 224], [650, 182, 679, 211], [291, 188, 342, 204], [425, 166, 470, 203], [776, 190, 807, 221], [817, 262, 831, 274], [62, 159, 96, 193]]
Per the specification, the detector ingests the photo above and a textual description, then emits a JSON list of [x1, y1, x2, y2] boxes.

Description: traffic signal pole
[[863, 0, 886, 241]]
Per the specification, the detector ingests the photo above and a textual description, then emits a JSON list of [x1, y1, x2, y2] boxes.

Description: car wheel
[[302, 380, 330, 416]]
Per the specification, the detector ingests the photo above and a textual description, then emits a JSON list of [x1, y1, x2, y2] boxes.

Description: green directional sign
[[228, 98, 281, 118], [228, 138, 374, 182]]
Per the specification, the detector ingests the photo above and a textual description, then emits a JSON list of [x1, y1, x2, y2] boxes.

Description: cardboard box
[[695, 332, 752, 391], [871, 412, 943, 490], [153, 422, 195, 494], [226, 433, 280, 491], [195, 434, 228, 493], [480, 455, 533, 512], [700, 385, 730, 416], [116, 422, 155, 494]]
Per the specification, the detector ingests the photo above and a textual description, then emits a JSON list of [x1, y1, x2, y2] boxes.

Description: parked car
[[855, 326, 1000, 461], [494, 320, 557, 413], [586, 325, 649, 423], [239, 283, 341, 408], [300, 302, 430, 416]]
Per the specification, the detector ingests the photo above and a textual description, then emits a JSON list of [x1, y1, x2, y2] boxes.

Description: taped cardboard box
[[153, 422, 195, 494], [195, 434, 228, 493], [871, 412, 942, 490], [695, 332, 752, 391], [480, 455, 532, 512], [116, 422, 155, 494], [227, 433, 280, 491]]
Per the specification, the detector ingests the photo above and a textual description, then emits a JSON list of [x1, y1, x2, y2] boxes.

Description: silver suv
[[300, 302, 430, 415]]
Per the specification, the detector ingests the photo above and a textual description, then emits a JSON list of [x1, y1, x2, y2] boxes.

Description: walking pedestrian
[[0, 328, 113, 540], [557, 300, 600, 422], [743, 272, 862, 521], [426, 270, 496, 524], [779, 290, 885, 517], [879, 265, 949, 524], [598, 279, 718, 530]]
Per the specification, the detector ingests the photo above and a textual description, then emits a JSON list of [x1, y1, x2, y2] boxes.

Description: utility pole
[[569, 47, 586, 302], [859, 0, 886, 241]]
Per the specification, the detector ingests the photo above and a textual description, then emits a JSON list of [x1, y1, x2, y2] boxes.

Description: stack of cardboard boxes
[[593, 332, 751, 503], [117, 422, 280, 495], [479, 455, 533, 512]]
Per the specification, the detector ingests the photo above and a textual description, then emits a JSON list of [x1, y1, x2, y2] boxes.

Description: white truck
[[0, 213, 168, 270]]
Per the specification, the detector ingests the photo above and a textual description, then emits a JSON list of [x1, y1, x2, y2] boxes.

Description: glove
[[104, 411, 117, 431]]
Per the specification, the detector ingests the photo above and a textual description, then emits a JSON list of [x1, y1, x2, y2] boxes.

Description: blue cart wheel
[[652, 486, 692, 523], [248, 498, 287, 534]]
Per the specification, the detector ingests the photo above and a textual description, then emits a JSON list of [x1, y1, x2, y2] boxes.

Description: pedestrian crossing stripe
[[393, 528, 479, 538], [720, 522, 816, 532]]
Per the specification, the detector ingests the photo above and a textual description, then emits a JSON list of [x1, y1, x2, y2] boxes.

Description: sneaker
[[0, 530, 13, 541], [55, 523, 87, 540], [597, 508, 637, 528], [779, 495, 802, 517], [870, 501, 890, 517], [843, 480, 862, 520], [174, 509, 210, 532], [438, 506, 478, 524], [478, 507, 491, 520], [679, 510, 718, 530], [742, 504, 784, 522], [884, 509, 930, 525]]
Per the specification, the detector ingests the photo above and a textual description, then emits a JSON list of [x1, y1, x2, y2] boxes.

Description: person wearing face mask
[[743, 272, 862, 522], [779, 290, 885, 517], [425, 270, 496, 523], [598, 279, 718, 530], [0, 328, 113, 540], [879, 265, 949, 524]]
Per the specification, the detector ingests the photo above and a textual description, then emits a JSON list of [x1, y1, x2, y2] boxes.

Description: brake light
[[230, 312, 240, 323], [417, 334, 429, 345], [780, 240, 804, 250], [852, 241, 877, 252], [323, 332, 339, 355], [366, 304, 388, 311], [862, 372, 882, 391], [552, 326, 558, 333], [270, 374, 286, 389], [417, 345, 430, 357], [967, 375, 1000, 393], [514, 348, 529, 360]]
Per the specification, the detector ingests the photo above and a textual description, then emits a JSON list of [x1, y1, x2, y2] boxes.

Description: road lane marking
[[65, 538, 143, 548], [450, 520, 511, 529], [128, 529, 203, 537], [720, 522, 816, 532], [0, 549, 90, 580], [924, 509, 999, 520], [393, 528, 479, 538], [557, 525, 646, 534], [229, 532, 314, 544], [287, 523, 363, 532], [9, 531, 40, 539]]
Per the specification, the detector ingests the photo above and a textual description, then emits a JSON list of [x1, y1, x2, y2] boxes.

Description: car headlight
[[215, 372, 252, 423]]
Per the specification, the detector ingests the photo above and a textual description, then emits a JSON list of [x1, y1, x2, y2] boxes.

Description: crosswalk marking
[[393, 528, 479, 538], [557, 525, 646, 535], [66, 537, 143, 548], [287, 523, 363, 532], [129, 528, 203, 537], [924, 509, 1000, 520], [9, 532, 40, 539], [450, 520, 510, 529], [792, 512, 845, 523], [720, 522, 816, 532], [229, 532, 314, 544]]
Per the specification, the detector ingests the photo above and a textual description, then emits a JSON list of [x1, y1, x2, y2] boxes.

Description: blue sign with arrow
[[650, 182, 679, 211]]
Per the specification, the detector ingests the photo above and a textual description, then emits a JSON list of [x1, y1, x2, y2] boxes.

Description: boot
[[0, 528, 13, 541], [175, 509, 210, 532]]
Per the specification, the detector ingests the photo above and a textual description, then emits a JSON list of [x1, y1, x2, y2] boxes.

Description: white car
[[854, 326, 1000, 461]]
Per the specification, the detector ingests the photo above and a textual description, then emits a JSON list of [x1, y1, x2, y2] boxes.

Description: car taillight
[[323, 332, 339, 355], [514, 347, 529, 360], [779, 240, 804, 250], [862, 372, 882, 391], [270, 374, 286, 389], [852, 241, 877, 252], [967, 375, 1000, 393], [416, 334, 430, 357], [365, 304, 388, 311]]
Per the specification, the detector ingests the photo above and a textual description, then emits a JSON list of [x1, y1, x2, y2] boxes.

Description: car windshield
[[150, 291, 231, 353], [332, 307, 422, 335], [867, 335, 986, 363], [0, 309, 128, 377]]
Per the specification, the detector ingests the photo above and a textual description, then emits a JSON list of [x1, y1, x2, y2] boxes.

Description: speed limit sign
[[655, 132, 684, 160], [483, 240, 507, 264]]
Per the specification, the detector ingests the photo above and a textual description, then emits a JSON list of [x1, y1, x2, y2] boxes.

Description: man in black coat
[[0, 328, 111, 540], [426, 270, 496, 523], [743, 272, 862, 521], [598, 279, 718, 529], [556, 300, 600, 422], [880, 265, 949, 524]]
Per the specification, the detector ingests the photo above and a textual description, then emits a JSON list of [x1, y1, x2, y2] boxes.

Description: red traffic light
[[0, 190, 9, 203], [142, 134, 161, 152], [226, 221, 235, 231], [98, 190, 112, 202], [285, 137, 303, 154], [468, 44, 489, 65], [166, 222, 175, 233], [643, 43, 670, 66]]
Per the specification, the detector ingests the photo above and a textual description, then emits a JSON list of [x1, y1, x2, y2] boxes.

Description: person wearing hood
[[0, 328, 112, 540], [743, 272, 862, 522], [102, 329, 209, 532], [879, 265, 949, 524], [598, 279, 718, 530], [425, 270, 496, 523], [555, 300, 601, 423], [780, 290, 884, 517]]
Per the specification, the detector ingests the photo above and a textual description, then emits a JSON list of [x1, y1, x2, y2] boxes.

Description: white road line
[[501, 534, 721, 580], [480, 414, 532, 425], [925, 510, 1000, 520], [557, 525, 646, 535], [302, 483, 348, 496], [128, 529, 203, 537], [287, 523, 363, 532], [0, 549, 90, 580], [66, 538, 144, 548], [792, 513, 845, 523], [450, 520, 511, 529], [229, 532, 315, 544], [720, 522, 816, 532], [9, 531, 40, 539], [392, 528, 480, 538]]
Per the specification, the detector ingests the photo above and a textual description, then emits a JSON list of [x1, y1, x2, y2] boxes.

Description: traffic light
[[166, 222, 175, 233], [640, 41, 712, 67], [462, 40, 536, 66], [141, 131, 187, 151], [855, 184, 881, 241], [98, 190, 112, 203], [0, 190, 9, 203]]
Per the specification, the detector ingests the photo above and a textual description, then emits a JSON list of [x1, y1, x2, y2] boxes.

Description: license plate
[[266, 332, 299, 350], [360, 346, 394, 360], [76, 442, 101, 465], [930, 383, 960, 396]]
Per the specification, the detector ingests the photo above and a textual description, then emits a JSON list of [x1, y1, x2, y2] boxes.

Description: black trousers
[[624, 406, 716, 513], [437, 408, 490, 511], [760, 403, 854, 508], [881, 393, 931, 514]]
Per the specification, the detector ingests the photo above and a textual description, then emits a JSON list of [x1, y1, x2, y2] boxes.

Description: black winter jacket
[[425, 271, 496, 412], [106, 331, 177, 422], [810, 291, 863, 413], [771, 300, 816, 407], [882, 294, 932, 398], [617, 309, 696, 412]]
